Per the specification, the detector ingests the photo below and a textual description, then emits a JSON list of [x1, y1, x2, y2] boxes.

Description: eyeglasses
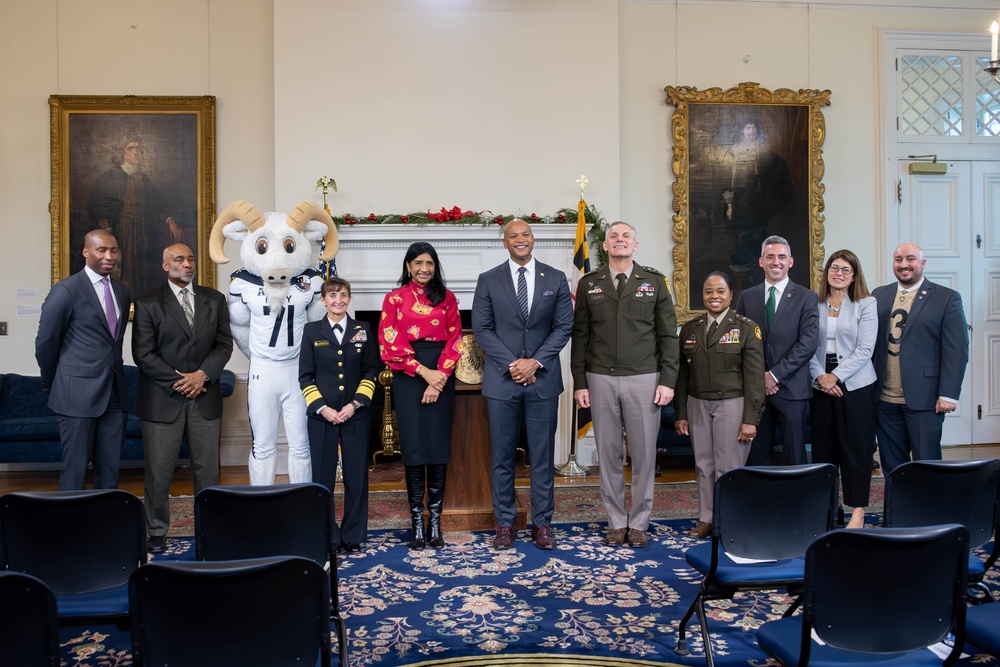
[[828, 265, 854, 275]]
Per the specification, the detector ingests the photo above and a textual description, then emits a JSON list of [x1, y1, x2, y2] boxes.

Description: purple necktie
[[102, 277, 117, 338]]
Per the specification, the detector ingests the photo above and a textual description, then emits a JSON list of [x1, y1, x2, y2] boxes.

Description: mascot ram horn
[[210, 200, 338, 315], [209, 200, 337, 486]]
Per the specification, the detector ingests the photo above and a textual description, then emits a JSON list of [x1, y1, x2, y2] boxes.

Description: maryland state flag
[[572, 198, 593, 439]]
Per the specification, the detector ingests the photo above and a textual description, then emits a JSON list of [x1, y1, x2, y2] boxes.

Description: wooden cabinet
[[441, 382, 526, 531]]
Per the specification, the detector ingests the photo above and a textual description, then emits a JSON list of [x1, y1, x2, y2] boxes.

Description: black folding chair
[[883, 458, 1000, 602], [0, 572, 60, 667], [757, 524, 969, 666], [674, 463, 839, 667], [129, 556, 331, 667], [194, 483, 346, 665], [966, 600, 1000, 658], [0, 489, 146, 627]]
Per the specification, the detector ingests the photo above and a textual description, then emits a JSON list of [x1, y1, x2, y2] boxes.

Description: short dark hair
[[321, 277, 351, 297], [703, 271, 733, 291]]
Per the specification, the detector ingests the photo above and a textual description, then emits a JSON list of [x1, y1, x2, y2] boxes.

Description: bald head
[[503, 218, 535, 266], [82, 229, 119, 277], [892, 243, 926, 287], [162, 243, 196, 288]]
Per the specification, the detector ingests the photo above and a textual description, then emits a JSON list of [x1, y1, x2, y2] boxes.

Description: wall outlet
[[0, 322, 6, 335]]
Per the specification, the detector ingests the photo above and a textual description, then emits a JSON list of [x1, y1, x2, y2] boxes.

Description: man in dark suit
[[872, 243, 969, 473], [472, 219, 573, 550], [35, 229, 132, 490], [132, 243, 233, 553], [735, 235, 819, 465]]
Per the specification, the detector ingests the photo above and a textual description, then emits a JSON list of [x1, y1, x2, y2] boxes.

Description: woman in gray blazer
[[809, 249, 878, 529]]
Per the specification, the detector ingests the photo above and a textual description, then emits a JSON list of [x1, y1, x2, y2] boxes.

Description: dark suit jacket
[[736, 280, 819, 401], [35, 269, 132, 417], [299, 317, 378, 415], [472, 261, 573, 401], [132, 283, 234, 422], [872, 279, 969, 411]]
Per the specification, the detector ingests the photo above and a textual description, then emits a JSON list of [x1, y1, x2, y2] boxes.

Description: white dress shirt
[[168, 281, 195, 317], [507, 257, 537, 314], [84, 265, 120, 321]]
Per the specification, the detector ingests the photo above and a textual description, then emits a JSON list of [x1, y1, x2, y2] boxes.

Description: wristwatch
[[351, 400, 362, 410]]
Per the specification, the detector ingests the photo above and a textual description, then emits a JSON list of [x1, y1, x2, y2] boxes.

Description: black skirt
[[392, 340, 456, 465]]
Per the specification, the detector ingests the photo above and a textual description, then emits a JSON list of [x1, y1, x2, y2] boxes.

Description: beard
[[263, 282, 289, 314]]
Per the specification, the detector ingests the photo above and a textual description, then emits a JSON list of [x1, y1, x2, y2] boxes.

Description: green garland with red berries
[[330, 204, 609, 267]]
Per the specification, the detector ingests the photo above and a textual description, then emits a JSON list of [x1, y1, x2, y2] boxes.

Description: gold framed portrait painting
[[49, 95, 217, 297], [664, 82, 830, 320]]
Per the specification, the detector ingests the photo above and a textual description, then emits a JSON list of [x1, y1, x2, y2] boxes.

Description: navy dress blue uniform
[[299, 316, 378, 545]]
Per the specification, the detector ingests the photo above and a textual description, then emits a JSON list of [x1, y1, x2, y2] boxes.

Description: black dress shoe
[[147, 535, 167, 554], [340, 542, 362, 553]]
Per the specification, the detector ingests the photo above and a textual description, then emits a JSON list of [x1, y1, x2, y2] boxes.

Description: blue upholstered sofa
[[0, 366, 236, 467]]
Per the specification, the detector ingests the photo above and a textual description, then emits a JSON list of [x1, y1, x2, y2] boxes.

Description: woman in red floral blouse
[[379, 242, 462, 549]]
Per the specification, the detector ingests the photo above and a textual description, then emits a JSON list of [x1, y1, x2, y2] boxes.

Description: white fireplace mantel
[[333, 223, 581, 314]]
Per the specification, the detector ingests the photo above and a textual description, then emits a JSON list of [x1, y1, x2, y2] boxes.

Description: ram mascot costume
[[210, 200, 338, 485]]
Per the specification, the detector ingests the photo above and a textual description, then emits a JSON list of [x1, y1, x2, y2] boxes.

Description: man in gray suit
[[132, 244, 233, 553], [735, 235, 819, 465], [472, 219, 573, 550], [872, 243, 969, 473], [35, 229, 132, 490]]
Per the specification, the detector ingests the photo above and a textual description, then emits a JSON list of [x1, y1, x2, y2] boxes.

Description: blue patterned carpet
[[61, 517, 999, 667]]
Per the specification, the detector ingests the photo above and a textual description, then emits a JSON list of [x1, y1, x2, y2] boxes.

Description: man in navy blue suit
[[35, 229, 132, 490], [472, 219, 573, 550], [872, 243, 969, 473], [735, 235, 819, 465]]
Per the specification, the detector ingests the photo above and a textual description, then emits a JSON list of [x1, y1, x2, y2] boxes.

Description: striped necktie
[[517, 267, 529, 320]]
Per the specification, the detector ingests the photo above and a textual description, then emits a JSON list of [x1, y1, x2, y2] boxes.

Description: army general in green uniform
[[571, 221, 679, 549], [675, 271, 766, 539]]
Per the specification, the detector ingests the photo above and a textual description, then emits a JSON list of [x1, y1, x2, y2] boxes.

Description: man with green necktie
[[735, 235, 818, 465]]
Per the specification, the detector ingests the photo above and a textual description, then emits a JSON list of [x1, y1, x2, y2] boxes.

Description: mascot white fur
[[210, 200, 338, 485]]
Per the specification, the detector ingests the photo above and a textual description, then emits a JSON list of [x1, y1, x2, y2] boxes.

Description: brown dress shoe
[[689, 522, 713, 539], [627, 528, 648, 548], [531, 525, 556, 550], [493, 526, 514, 550], [605, 527, 627, 546]]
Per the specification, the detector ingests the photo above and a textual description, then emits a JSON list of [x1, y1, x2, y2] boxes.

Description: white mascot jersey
[[228, 268, 323, 361]]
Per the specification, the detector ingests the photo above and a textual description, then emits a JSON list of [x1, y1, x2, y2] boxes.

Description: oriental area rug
[[164, 479, 886, 537], [59, 480, 997, 667]]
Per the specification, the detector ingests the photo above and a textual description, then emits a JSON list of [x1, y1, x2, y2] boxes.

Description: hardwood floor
[[0, 457, 697, 496]]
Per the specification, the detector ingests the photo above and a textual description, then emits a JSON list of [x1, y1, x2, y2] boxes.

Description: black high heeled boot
[[405, 465, 426, 550], [427, 464, 448, 548]]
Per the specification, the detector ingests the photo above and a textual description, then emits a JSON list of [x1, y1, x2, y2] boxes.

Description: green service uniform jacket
[[571, 265, 679, 389], [675, 309, 766, 425]]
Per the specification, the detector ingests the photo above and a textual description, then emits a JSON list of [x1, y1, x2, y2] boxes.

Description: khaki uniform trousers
[[587, 371, 660, 532], [688, 395, 750, 524]]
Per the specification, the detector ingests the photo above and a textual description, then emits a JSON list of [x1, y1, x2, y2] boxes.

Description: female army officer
[[675, 271, 766, 539]]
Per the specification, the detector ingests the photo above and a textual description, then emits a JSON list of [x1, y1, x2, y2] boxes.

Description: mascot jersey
[[229, 268, 322, 362]]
